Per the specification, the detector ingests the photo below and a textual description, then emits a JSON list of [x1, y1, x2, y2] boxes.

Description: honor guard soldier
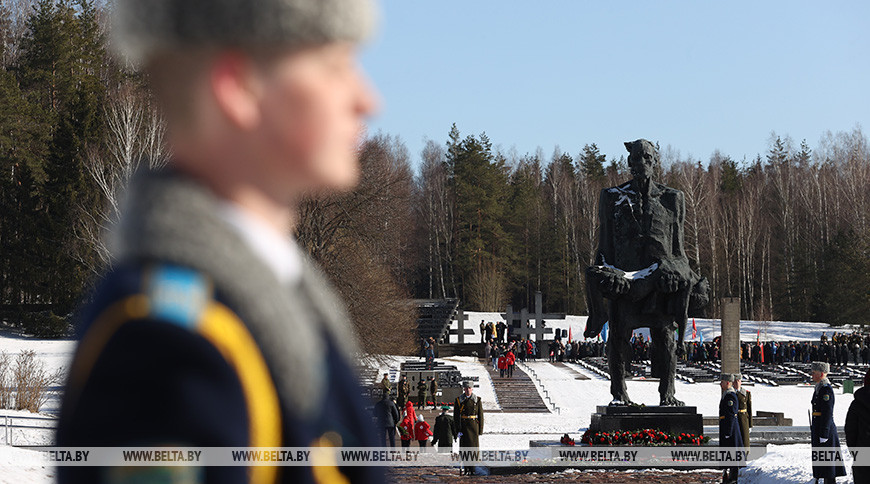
[[55, 0, 381, 483], [454, 380, 484, 476], [734, 373, 752, 449], [810, 362, 846, 483], [719, 373, 742, 484]]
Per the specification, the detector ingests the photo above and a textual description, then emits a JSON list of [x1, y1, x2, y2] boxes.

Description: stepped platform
[[414, 298, 459, 342], [486, 360, 550, 413]]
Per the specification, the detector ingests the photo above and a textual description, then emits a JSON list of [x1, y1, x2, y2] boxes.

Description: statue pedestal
[[589, 405, 703, 436]]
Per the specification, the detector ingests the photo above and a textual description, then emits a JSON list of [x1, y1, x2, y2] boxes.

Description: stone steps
[[486, 361, 550, 413]]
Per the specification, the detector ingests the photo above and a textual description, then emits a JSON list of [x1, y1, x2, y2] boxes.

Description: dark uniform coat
[[736, 388, 752, 449], [719, 389, 743, 448], [432, 412, 457, 452], [454, 393, 484, 448], [55, 170, 381, 484], [811, 379, 847, 479], [846, 386, 870, 483]]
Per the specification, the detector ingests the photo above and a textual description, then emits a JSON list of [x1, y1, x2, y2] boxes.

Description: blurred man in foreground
[[56, 0, 380, 482]]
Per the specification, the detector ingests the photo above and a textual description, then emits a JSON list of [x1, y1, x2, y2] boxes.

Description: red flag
[[691, 319, 697, 339], [758, 330, 764, 363], [568, 327, 573, 343]]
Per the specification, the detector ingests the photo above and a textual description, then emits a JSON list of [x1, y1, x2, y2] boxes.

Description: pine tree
[[816, 229, 870, 326], [0, 33, 51, 312], [579, 143, 606, 182], [446, 125, 510, 310], [719, 156, 742, 193], [505, 155, 547, 310], [14, 0, 107, 315]]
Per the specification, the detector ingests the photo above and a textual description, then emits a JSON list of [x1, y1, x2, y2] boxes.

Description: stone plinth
[[589, 405, 703, 436], [721, 297, 741, 376]]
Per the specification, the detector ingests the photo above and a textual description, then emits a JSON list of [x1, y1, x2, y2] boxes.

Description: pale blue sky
[[360, 1, 869, 168]]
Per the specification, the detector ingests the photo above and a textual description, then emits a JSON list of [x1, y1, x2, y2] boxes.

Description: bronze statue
[[584, 139, 708, 406]]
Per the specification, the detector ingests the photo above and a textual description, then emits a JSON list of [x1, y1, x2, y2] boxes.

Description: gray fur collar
[[110, 168, 360, 419], [815, 378, 831, 394]]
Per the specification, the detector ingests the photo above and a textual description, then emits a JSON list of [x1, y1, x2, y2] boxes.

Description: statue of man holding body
[[584, 139, 708, 406]]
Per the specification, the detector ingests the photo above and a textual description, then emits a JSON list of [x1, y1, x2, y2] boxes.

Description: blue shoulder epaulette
[[146, 265, 211, 330]]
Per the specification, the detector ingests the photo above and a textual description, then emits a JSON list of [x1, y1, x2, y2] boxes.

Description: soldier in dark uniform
[[454, 380, 484, 475], [734, 374, 752, 449], [55, 0, 381, 483], [719, 373, 742, 484], [432, 405, 457, 453], [810, 362, 846, 483], [845, 368, 870, 483]]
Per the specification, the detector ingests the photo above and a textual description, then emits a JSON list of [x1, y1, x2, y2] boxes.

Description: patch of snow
[[0, 446, 55, 483], [601, 260, 660, 281], [740, 443, 853, 483]]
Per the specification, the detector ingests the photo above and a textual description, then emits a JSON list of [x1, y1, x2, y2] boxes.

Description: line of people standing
[[480, 321, 508, 344]]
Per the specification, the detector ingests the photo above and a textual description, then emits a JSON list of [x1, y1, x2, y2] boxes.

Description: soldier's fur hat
[[811, 361, 830, 373], [112, 0, 377, 64], [462, 380, 474, 388], [719, 373, 736, 382]]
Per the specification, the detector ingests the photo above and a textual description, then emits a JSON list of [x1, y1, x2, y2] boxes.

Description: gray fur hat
[[811, 361, 830, 373], [112, 0, 377, 64], [733, 373, 742, 381], [719, 373, 736, 382], [462, 380, 474, 389]]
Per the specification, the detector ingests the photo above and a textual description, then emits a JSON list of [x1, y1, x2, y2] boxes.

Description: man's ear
[[210, 51, 262, 131]]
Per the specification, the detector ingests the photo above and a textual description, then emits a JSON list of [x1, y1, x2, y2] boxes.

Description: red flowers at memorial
[[578, 429, 708, 446]]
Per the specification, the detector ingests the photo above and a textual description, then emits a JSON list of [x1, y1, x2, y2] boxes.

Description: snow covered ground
[[450, 310, 856, 343], [370, 355, 860, 482], [0, 327, 75, 483], [0, 328, 863, 483]]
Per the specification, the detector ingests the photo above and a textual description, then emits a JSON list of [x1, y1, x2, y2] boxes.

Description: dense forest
[[1, 1, 868, 351]]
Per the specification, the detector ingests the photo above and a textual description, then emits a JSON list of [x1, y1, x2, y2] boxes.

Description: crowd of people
[[484, 340, 533, 378], [538, 330, 870, 371]]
